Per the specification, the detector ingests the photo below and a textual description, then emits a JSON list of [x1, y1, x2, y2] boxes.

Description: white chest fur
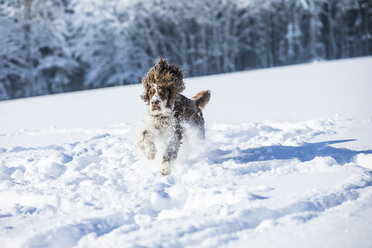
[[148, 113, 176, 131]]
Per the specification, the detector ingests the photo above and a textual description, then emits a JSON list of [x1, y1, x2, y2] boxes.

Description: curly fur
[[138, 58, 211, 175], [141, 58, 185, 108]]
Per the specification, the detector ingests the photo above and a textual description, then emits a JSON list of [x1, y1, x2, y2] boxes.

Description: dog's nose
[[152, 100, 160, 106]]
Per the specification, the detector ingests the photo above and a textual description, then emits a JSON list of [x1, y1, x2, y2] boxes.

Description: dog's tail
[[192, 90, 211, 110]]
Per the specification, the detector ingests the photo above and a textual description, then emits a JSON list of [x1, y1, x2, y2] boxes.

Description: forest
[[0, 0, 371, 100]]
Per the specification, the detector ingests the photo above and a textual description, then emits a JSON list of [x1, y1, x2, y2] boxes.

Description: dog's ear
[[169, 64, 184, 86], [140, 77, 151, 104], [168, 63, 185, 99]]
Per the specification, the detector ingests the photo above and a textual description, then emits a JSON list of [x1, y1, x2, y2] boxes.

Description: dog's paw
[[144, 141, 157, 160], [145, 149, 156, 160], [138, 135, 157, 160], [160, 161, 171, 175]]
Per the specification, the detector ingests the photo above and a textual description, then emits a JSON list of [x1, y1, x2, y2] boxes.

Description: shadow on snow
[[209, 139, 372, 165]]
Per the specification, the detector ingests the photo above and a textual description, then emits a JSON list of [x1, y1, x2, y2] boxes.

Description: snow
[[0, 57, 372, 247]]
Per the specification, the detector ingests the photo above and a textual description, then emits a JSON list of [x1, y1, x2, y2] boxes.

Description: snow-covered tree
[[29, 0, 78, 95], [0, 0, 29, 99], [1, 0, 371, 100], [0, 0, 78, 100]]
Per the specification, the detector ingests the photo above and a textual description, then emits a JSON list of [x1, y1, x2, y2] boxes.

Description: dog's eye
[[158, 88, 163, 94]]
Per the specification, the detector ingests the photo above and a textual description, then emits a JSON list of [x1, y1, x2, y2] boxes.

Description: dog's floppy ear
[[168, 63, 185, 105], [140, 76, 152, 104]]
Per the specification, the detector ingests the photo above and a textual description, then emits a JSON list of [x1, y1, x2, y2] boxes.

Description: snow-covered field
[[1, 57, 372, 247]]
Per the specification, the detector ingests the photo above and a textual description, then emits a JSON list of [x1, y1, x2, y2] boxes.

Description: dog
[[138, 58, 210, 175]]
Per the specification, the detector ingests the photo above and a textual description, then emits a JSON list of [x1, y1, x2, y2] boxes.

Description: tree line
[[0, 0, 371, 100]]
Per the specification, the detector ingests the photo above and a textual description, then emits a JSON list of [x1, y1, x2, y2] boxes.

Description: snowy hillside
[[1, 57, 372, 247]]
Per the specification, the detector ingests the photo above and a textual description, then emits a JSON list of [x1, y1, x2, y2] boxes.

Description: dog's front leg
[[138, 130, 157, 160], [161, 124, 183, 175]]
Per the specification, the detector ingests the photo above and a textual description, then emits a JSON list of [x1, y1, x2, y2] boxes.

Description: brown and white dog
[[138, 58, 210, 175]]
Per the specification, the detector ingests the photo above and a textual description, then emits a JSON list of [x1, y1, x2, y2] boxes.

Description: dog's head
[[141, 58, 184, 116]]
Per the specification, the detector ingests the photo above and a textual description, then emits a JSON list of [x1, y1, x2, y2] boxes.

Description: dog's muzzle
[[151, 99, 161, 111]]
